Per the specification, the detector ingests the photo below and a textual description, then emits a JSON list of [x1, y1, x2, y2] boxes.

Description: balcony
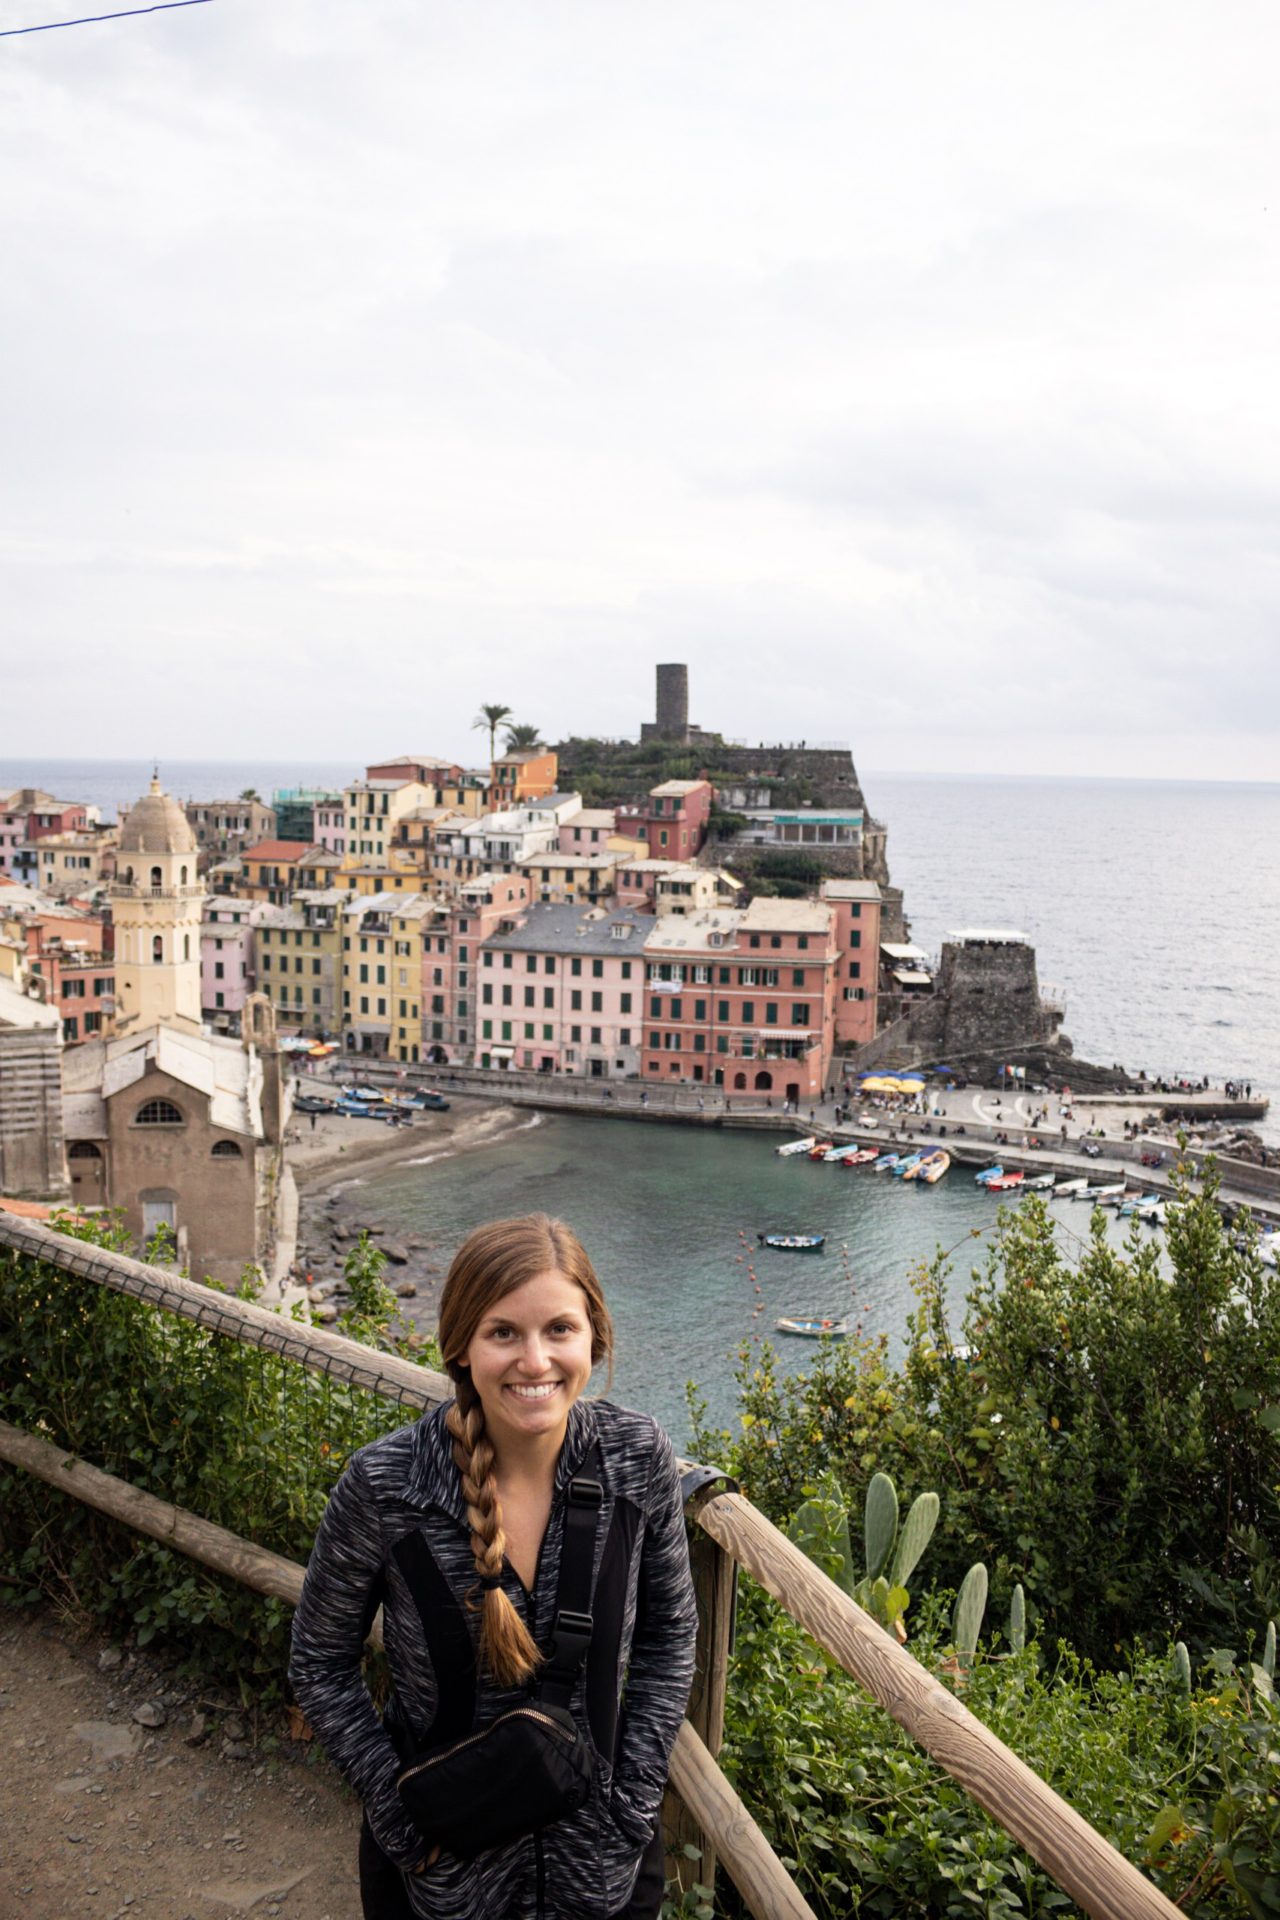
[[113, 883, 207, 901]]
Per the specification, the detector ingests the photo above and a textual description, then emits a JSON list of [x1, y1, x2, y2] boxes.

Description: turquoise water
[[354, 1112, 1130, 1446]]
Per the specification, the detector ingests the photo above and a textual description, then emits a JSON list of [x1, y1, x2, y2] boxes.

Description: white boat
[[823, 1143, 863, 1163], [776, 1137, 817, 1157], [1052, 1178, 1087, 1197], [1074, 1183, 1123, 1202], [1136, 1200, 1166, 1224], [775, 1316, 851, 1338], [1022, 1175, 1056, 1191]]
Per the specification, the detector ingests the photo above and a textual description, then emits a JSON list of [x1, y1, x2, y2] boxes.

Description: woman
[[289, 1214, 698, 1919]]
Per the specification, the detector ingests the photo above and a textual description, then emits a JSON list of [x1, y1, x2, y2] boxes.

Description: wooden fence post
[[665, 1467, 738, 1897]]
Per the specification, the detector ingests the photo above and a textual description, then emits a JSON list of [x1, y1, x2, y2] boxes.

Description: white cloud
[[2, 0, 1278, 776]]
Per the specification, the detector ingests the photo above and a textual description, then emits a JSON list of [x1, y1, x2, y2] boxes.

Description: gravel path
[[0, 1608, 362, 1920]]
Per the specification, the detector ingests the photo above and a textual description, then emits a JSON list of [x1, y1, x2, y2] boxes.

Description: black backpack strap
[[391, 1528, 477, 1745], [537, 1441, 604, 1712]]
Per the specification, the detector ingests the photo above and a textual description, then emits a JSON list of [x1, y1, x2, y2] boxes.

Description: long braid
[[446, 1376, 543, 1687]]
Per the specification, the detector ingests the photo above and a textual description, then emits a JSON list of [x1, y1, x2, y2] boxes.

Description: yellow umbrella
[[859, 1076, 898, 1093]]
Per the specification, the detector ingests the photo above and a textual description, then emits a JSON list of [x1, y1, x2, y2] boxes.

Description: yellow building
[[518, 851, 622, 906], [339, 781, 434, 865], [342, 891, 433, 1059], [255, 889, 350, 1035]]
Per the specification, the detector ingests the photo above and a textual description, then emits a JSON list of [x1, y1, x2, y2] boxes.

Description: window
[[570, 990, 582, 1011], [501, 985, 512, 1006], [621, 960, 631, 979], [570, 957, 581, 976], [650, 996, 662, 1018], [717, 1000, 729, 1022], [693, 1033, 705, 1052], [792, 1004, 810, 1025], [482, 1020, 493, 1039], [850, 962, 861, 979], [798, 934, 810, 948], [771, 936, 781, 949], [718, 967, 730, 984], [669, 997, 682, 1020], [542, 1024, 553, 1040], [619, 1028, 631, 1044], [134, 1098, 183, 1126], [544, 956, 555, 974], [694, 999, 706, 1021], [749, 934, 760, 949], [571, 1025, 581, 1042], [503, 953, 513, 969], [590, 1027, 602, 1044], [591, 959, 603, 978], [524, 986, 535, 1008], [590, 991, 602, 1012], [526, 954, 537, 972], [716, 1035, 729, 1053], [742, 1000, 754, 1023], [620, 992, 631, 1014], [765, 1003, 778, 1024], [211, 1140, 242, 1159], [359, 963, 369, 984], [482, 983, 493, 1005], [360, 996, 369, 1014], [792, 969, 805, 987], [850, 930, 861, 948]]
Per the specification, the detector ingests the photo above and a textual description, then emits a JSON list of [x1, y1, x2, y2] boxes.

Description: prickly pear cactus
[[863, 1472, 898, 1581], [1008, 1583, 1026, 1654], [952, 1564, 988, 1667], [1172, 1641, 1192, 1695], [889, 1492, 939, 1591]]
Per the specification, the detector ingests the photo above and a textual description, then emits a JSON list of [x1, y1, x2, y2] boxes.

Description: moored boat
[[776, 1137, 818, 1157], [1051, 1178, 1087, 1197], [775, 1316, 851, 1338], [844, 1148, 880, 1167], [893, 1152, 924, 1178], [758, 1232, 827, 1252], [823, 1143, 864, 1163], [986, 1171, 1025, 1192], [915, 1150, 950, 1184], [872, 1153, 900, 1172], [974, 1165, 1004, 1186], [1022, 1175, 1055, 1191]]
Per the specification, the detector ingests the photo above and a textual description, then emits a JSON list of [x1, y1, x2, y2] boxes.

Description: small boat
[[1022, 1174, 1055, 1191], [986, 1171, 1025, 1192], [916, 1150, 950, 1184], [823, 1143, 864, 1163], [758, 1232, 827, 1252], [893, 1153, 924, 1178], [1051, 1178, 1087, 1197], [1074, 1184, 1117, 1202], [775, 1316, 851, 1338], [776, 1136, 818, 1157], [807, 1143, 831, 1160], [1136, 1200, 1166, 1225], [974, 1165, 1004, 1186], [843, 1148, 880, 1167], [872, 1153, 900, 1172]]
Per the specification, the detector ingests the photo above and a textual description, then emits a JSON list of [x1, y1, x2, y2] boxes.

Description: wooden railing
[[0, 1213, 1181, 1920]]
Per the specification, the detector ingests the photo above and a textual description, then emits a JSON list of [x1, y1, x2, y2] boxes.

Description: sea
[[9, 755, 1271, 1438]]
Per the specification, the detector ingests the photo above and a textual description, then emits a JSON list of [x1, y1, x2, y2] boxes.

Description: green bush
[[717, 1582, 1278, 1918], [0, 1213, 438, 1698]]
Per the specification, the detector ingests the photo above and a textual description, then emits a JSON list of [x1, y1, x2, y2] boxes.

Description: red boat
[[986, 1171, 1026, 1192]]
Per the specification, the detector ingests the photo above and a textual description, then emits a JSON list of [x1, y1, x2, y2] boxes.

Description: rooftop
[[645, 909, 742, 953], [483, 904, 656, 956], [650, 779, 708, 798], [740, 897, 834, 934], [63, 1024, 264, 1140], [241, 840, 319, 862], [819, 879, 883, 902], [948, 929, 1029, 946], [118, 778, 197, 858]]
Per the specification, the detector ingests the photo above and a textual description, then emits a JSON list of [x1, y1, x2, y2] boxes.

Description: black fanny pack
[[392, 1446, 604, 1862]]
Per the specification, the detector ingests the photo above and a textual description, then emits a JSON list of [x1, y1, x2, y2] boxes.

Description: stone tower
[[111, 776, 203, 1035], [654, 663, 689, 740]]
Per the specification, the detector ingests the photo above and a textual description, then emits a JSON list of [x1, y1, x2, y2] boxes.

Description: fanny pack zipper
[[397, 1707, 575, 1787]]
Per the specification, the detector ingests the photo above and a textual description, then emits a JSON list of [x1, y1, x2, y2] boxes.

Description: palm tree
[[473, 703, 513, 763], [502, 722, 543, 751]]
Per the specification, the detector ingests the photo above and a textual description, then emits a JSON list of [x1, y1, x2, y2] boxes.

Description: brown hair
[[437, 1214, 613, 1687]]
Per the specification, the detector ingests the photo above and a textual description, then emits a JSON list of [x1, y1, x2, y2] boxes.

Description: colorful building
[[341, 892, 428, 1056], [518, 852, 621, 907], [185, 798, 277, 865], [110, 779, 203, 1037], [201, 896, 264, 1035], [477, 905, 654, 1076], [819, 878, 882, 1051], [419, 872, 531, 1064], [640, 897, 838, 1104], [637, 779, 713, 861], [487, 748, 559, 811], [240, 840, 323, 906], [338, 780, 436, 864], [256, 889, 350, 1037]]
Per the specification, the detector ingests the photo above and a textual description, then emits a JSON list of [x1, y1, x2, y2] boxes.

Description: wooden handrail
[[693, 1490, 1180, 1920], [0, 1416, 816, 1920]]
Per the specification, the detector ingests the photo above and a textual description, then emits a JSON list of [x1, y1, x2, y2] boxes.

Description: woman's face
[[461, 1268, 596, 1454]]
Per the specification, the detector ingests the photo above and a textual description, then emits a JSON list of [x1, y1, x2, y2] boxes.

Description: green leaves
[[863, 1472, 898, 1581]]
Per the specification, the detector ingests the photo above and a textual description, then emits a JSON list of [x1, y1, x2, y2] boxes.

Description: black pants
[[359, 1814, 666, 1919]]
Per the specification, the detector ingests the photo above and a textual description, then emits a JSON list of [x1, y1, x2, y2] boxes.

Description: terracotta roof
[[241, 840, 318, 861]]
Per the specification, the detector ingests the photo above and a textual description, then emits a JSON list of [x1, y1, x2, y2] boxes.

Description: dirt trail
[[0, 1608, 362, 1920]]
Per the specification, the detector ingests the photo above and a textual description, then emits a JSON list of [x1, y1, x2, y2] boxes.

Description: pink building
[[638, 780, 713, 861], [313, 799, 347, 856], [202, 896, 262, 1034], [641, 897, 839, 1105], [820, 879, 882, 1052], [556, 808, 616, 853], [20, 910, 115, 1044], [476, 905, 655, 1076], [420, 871, 531, 1064]]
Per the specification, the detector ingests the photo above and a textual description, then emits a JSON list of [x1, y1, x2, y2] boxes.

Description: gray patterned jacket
[[289, 1396, 697, 1919]]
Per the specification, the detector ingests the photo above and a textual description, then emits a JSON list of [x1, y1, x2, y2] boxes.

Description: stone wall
[[907, 938, 1062, 1062], [0, 1024, 67, 1199]]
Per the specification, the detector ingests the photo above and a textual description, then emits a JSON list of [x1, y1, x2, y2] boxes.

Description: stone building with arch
[[61, 1004, 286, 1283]]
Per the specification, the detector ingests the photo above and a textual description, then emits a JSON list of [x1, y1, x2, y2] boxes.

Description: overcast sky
[[3, 0, 1277, 778]]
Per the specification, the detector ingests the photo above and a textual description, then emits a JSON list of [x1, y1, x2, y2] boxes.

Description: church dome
[[118, 776, 197, 856]]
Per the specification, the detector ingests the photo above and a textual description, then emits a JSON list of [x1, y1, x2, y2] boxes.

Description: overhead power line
[[1, 0, 212, 37]]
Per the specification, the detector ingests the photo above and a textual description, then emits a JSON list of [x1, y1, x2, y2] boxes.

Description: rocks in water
[[394, 1281, 417, 1299], [331, 1223, 351, 1242], [312, 1304, 339, 1325], [382, 1242, 409, 1266]]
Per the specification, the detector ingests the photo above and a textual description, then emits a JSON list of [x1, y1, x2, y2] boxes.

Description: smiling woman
[[289, 1214, 697, 1920]]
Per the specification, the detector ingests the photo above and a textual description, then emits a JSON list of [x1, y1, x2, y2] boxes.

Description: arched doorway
[[753, 1070, 773, 1091], [68, 1140, 105, 1207], [732, 1072, 746, 1090]]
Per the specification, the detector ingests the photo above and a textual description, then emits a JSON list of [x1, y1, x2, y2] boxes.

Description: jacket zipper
[[396, 1707, 574, 1787]]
